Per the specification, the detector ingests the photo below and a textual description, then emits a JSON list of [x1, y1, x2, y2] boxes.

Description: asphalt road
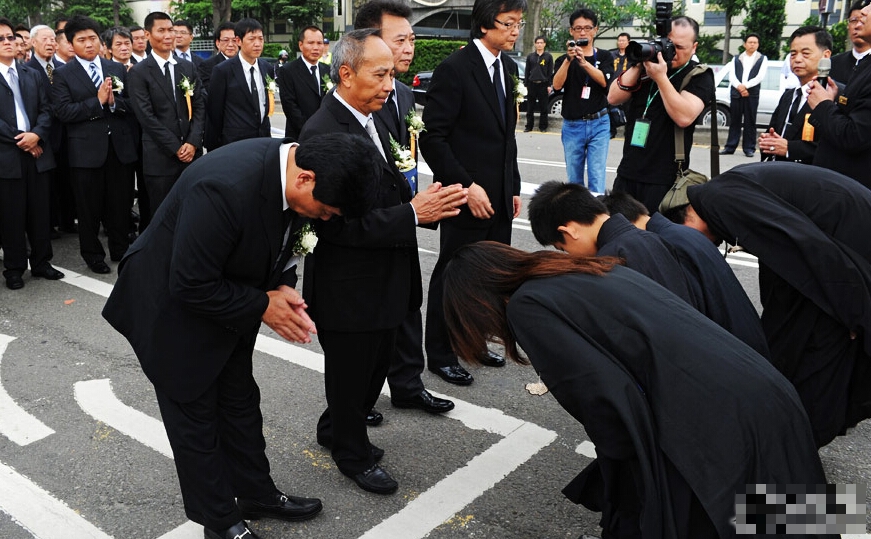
[[0, 111, 868, 539]]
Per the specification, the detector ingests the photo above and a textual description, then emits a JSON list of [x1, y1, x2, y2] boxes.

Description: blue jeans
[[561, 113, 610, 193]]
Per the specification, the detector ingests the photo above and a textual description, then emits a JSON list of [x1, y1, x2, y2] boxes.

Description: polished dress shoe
[[366, 409, 383, 426], [5, 275, 24, 290], [350, 464, 398, 495], [392, 390, 454, 414], [203, 521, 261, 539], [31, 265, 64, 280], [719, 149, 734, 155], [744, 150, 755, 157], [479, 350, 506, 367], [89, 261, 111, 274], [237, 491, 322, 522], [429, 365, 473, 385]]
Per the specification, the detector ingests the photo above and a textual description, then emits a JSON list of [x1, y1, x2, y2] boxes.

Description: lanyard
[[643, 62, 690, 118]]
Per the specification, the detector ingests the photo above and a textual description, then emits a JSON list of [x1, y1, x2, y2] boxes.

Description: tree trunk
[[523, 0, 544, 54], [722, 14, 732, 63], [113, 0, 120, 27], [212, 0, 233, 33]]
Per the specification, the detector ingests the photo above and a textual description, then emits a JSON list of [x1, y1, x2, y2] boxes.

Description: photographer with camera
[[608, 15, 714, 213], [552, 8, 614, 192]]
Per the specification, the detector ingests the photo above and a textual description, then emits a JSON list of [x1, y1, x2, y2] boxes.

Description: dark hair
[[662, 203, 690, 225], [528, 181, 608, 246], [744, 33, 760, 42], [569, 8, 598, 28], [129, 25, 143, 33], [0, 18, 12, 33], [330, 28, 381, 82], [617, 32, 631, 40], [214, 21, 235, 42], [470, 0, 528, 39], [14, 23, 28, 34], [64, 15, 101, 43], [354, 0, 413, 29], [671, 16, 700, 42], [600, 191, 649, 223], [103, 26, 132, 48], [443, 242, 618, 364], [297, 25, 324, 43], [14, 34, 23, 42], [54, 16, 69, 32], [144, 12, 172, 32], [534, 35, 546, 43], [173, 19, 193, 33], [850, 0, 870, 14], [234, 18, 262, 39], [789, 25, 833, 51], [296, 133, 380, 218]]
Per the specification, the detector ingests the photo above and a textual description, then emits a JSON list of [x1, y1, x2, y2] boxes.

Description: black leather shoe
[[237, 491, 322, 522], [392, 390, 454, 414], [5, 275, 24, 290], [429, 365, 473, 385], [31, 265, 64, 280], [366, 409, 383, 426], [89, 261, 111, 274], [719, 149, 734, 155], [350, 464, 398, 495], [479, 350, 506, 367], [523, 127, 532, 132], [203, 521, 261, 539], [744, 150, 755, 157]]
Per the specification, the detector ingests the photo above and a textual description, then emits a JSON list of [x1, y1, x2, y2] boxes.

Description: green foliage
[[60, 0, 135, 28], [396, 38, 465, 85], [696, 33, 725, 64], [538, 0, 653, 48], [262, 42, 289, 58], [829, 20, 848, 54], [0, 0, 36, 24], [274, 0, 330, 34], [170, 0, 213, 36], [743, 0, 786, 58]]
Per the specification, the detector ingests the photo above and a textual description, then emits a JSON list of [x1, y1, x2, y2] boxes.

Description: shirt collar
[[151, 50, 177, 69], [333, 91, 371, 129], [34, 55, 50, 68], [131, 52, 146, 62], [239, 54, 258, 70], [0, 61, 14, 78], [76, 56, 101, 73], [853, 48, 871, 61], [279, 142, 298, 212], [302, 58, 319, 70], [473, 38, 500, 70]]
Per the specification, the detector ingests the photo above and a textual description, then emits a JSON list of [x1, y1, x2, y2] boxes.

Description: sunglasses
[[0, 35, 17, 43]]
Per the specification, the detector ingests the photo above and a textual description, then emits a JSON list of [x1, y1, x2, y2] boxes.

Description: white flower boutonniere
[[265, 74, 278, 94], [322, 73, 334, 93], [512, 75, 527, 105], [265, 75, 277, 116], [110, 75, 124, 93], [389, 135, 416, 172], [178, 75, 194, 120], [404, 110, 425, 137], [293, 223, 318, 256]]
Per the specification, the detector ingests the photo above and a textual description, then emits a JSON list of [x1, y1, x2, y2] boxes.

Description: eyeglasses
[[571, 25, 595, 32], [173, 30, 191, 36], [0, 35, 16, 42], [848, 16, 864, 23], [493, 19, 526, 30], [218, 37, 235, 43]]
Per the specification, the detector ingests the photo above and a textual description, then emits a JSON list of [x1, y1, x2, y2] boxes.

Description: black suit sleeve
[[186, 66, 206, 149], [206, 62, 229, 143], [50, 69, 105, 123], [278, 62, 306, 139], [809, 80, 871, 154], [128, 64, 183, 157]]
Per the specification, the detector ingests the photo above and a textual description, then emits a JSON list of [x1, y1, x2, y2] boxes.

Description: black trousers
[[49, 144, 76, 231], [425, 216, 511, 369], [525, 82, 549, 130], [317, 328, 395, 475], [387, 308, 426, 400], [0, 155, 53, 277], [154, 332, 276, 531], [725, 94, 759, 153], [144, 172, 182, 223], [612, 175, 673, 215], [69, 143, 134, 264]]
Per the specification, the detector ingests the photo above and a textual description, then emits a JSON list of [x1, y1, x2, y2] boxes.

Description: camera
[[626, 0, 676, 64], [567, 38, 589, 48]]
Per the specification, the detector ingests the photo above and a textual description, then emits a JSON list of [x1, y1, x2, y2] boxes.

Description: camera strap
[[642, 62, 690, 118], [673, 64, 719, 177]]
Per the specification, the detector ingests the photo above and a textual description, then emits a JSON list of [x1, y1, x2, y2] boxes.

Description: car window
[[763, 66, 781, 90]]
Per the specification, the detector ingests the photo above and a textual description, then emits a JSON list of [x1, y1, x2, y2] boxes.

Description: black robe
[[506, 268, 827, 539], [687, 161, 871, 447], [647, 213, 770, 358], [597, 214, 696, 307]]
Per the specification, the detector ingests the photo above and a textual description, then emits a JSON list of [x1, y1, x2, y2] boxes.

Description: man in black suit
[[127, 12, 206, 222], [354, 0, 455, 418], [173, 19, 203, 68], [51, 15, 138, 274], [808, 0, 871, 188], [103, 133, 372, 539], [759, 26, 831, 164], [129, 25, 147, 64], [0, 17, 63, 290], [277, 26, 328, 140], [207, 18, 272, 147], [419, 0, 525, 385], [299, 29, 467, 495], [198, 21, 237, 93], [830, 0, 870, 85]]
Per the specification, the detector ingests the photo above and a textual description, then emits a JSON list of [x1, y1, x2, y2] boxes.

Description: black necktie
[[311, 65, 320, 96], [492, 58, 505, 122], [386, 89, 401, 136], [164, 62, 175, 101], [783, 88, 802, 135], [250, 66, 260, 119]]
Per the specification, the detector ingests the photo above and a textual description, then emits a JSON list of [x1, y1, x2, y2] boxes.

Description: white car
[[697, 60, 797, 127]]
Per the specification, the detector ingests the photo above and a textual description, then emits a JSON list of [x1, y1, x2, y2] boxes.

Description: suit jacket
[[174, 50, 204, 69], [278, 57, 329, 140], [762, 87, 817, 163], [830, 50, 859, 85], [127, 55, 205, 177], [24, 56, 64, 154], [197, 52, 226, 94], [298, 93, 421, 332], [102, 138, 302, 402], [0, 63, 55, 176], [51, 58, 138, 168], [374, 80, 414, 147], [419, 43, 521, 228], [810, 56, 871, 187], [207, 55, 272, 147]]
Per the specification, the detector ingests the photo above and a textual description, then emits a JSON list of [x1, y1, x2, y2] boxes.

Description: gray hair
[[329, 28, 381, 83], [29, 24, 54, 43]]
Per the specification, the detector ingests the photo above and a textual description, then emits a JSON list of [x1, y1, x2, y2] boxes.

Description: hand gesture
[[759, 128, 787, 156], [97, 77, 114, 106], [261, 285, 316, 343], [806, 79, 837, 109], [176, 142, 195, 163], [410, 182, 468, 224]]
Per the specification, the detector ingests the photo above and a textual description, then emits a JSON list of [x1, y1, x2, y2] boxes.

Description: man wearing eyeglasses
[[553, 8, 614, 192], [198, 21, 237, 93], [420, 0, 526, 385], [830, 0, 870, 84], [173, 19, 203, 69]]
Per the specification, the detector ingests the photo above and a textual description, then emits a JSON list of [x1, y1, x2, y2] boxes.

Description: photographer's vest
[[732, 53, 765, 97]]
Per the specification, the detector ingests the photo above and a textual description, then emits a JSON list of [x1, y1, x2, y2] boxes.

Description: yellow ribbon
[[185, 92, 192, 121], [268, 91, 274, 117]]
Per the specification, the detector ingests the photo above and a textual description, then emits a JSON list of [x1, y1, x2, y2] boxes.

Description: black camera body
[[626, 0, 676, 64], [567, 38, 589, 49]]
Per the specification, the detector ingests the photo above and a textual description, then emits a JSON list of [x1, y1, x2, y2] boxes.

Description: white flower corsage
[[293, 223, 318, 256]]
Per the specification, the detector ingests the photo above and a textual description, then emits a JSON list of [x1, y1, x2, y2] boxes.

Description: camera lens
[[567, 40, 576, 48], [579, 38, 589, 47]]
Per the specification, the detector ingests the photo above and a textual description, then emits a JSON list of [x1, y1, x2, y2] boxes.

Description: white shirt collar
[[151, 50, 177, 69], [279, 142, 298, 212], [175, 48, 190, 58], [76, 55, 101, 74], [333, 91, 371, 129], [302, 58, 319, 70], [472, 38, 500, 71], [239, 54, 259, 71], [34, 55, 50, 69], [0, 61, 15, 79], [131, 52, 146, 62], [853, 48, 871, 61]]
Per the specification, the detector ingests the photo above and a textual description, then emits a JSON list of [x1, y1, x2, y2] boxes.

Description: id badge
[[581, 86, 591, 99], [631, 119, 651, 148]]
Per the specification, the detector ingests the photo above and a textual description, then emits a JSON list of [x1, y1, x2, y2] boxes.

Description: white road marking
[[0, 460, 112, 539], [575, 440, 597, 458], [54, 269, 560, 539], [154, 521, 202, 539], [0, 334, 55, 445], [74, 379, 173, 459]]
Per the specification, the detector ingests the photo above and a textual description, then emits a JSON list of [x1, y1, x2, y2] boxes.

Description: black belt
[[578, 108, 608, 121]]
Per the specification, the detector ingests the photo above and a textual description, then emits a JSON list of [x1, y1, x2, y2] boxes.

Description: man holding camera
[[553, 8, 614, 192], [608, 16, 714, 213]]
